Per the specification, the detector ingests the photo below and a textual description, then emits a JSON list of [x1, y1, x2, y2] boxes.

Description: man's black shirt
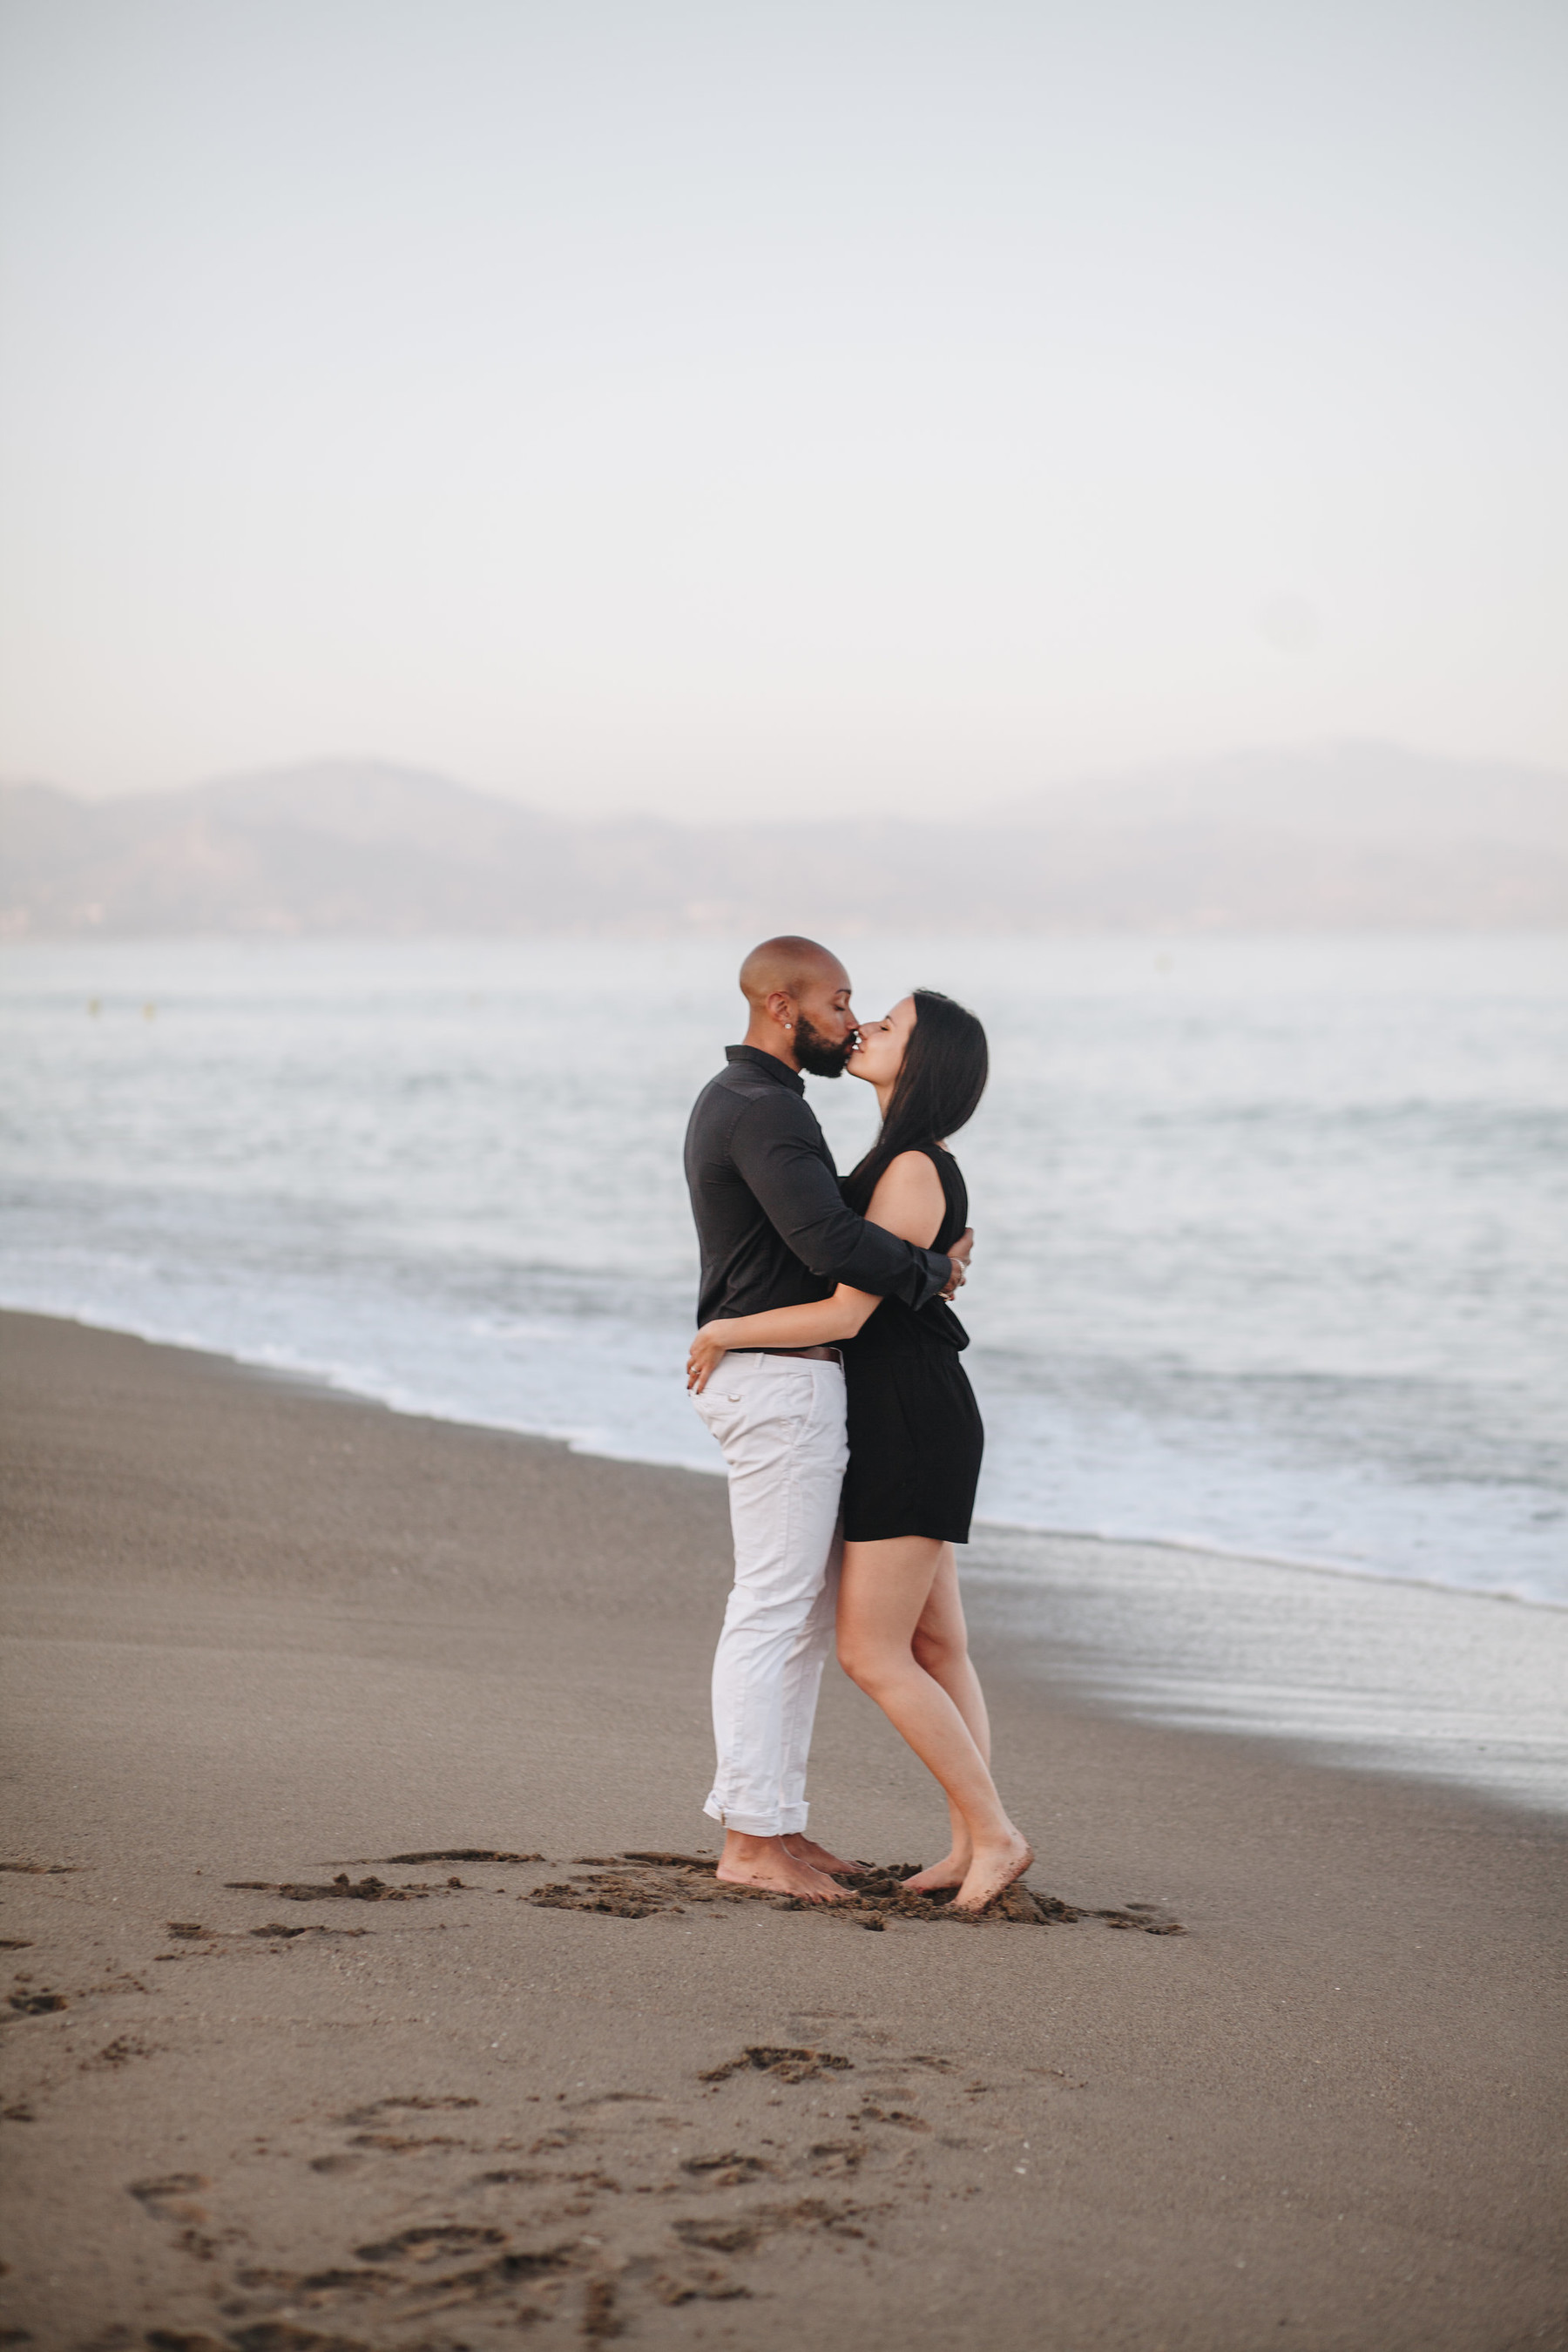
[[684, 1045, 952, 1327]]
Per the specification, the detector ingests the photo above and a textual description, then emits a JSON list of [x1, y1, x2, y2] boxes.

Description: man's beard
[[794, 1013, 855, 1078]]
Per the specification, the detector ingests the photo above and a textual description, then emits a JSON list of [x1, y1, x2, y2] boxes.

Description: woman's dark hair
[[841, 989, 989, 1213]]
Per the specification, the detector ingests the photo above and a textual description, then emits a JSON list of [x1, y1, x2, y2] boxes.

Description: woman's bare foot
[[951, 1831, 1033, 1915], [716, 1832, 847, 1903], [902, 1850, 970, 1893], [782, 1834, 866, 1878]]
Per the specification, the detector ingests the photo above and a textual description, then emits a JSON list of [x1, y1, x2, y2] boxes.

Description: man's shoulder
[[690, 1063, 766, 1121], [695, 1060, 810, 1112], [688, 1063, 821, 1146], [729, 1071, 821, 1132]]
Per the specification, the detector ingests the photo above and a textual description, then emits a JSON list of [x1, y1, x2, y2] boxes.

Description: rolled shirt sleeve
[[730, 1092, 950, 1308]]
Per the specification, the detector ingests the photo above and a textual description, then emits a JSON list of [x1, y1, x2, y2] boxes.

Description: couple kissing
[[683, 935, 1031, 1914]]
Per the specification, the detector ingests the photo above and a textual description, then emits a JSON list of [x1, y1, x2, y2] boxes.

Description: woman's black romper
[[839, 1144, 984, 1545]]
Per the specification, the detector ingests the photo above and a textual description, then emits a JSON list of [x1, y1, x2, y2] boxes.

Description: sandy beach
[[2, 1308, 1564, 2351]]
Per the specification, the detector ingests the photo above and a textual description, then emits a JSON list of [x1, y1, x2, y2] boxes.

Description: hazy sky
[[2, 0, 1564, 817]]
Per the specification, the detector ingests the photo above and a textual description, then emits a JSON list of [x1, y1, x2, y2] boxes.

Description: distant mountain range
[[3, 743, 1565, 937]]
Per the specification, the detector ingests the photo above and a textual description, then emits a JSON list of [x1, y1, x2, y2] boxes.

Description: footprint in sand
[[524, 1852, 1186, 1932]]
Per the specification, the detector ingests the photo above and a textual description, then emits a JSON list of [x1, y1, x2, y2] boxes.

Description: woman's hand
[[686, 1323, 733, 1394]]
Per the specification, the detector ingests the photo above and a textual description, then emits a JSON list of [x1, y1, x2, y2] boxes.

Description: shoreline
[[2, 1308, 1564, 2349], [4, 1295, 1558, 1612], [7, 1305, 1566, 1821], [963, 1520, 1568, 1819]]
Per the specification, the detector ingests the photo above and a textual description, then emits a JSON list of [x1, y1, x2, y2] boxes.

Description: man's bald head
[[739, 936, 849, 1010], [738, 936, 857, 1078]]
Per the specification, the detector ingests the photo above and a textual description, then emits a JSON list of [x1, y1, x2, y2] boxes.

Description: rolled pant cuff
[[703, 1795, 789, 1838]]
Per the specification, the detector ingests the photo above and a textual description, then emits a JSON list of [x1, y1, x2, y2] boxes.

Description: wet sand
[[1, 1309, 1564, 2350]]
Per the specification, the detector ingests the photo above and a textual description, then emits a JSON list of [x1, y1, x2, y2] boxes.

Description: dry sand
[[1, 1310, 1563, 2351]]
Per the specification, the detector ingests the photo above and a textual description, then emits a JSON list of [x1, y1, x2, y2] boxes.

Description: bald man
[[683, 936, 970, 1902]]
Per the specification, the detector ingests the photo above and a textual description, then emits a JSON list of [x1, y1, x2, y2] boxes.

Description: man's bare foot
[[782, 1834, 866, 1878], [951, 1831, 1034, 1915], [903, 1850, 970, 1893], [716, 1832, 847, 1903]]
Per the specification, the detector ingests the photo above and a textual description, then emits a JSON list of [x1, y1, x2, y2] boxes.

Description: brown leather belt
[[732, 1345, 842, 1364]]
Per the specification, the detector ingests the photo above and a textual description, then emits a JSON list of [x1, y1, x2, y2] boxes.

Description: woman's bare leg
[[902, 1546, 991, 1889], [837, 1536, 1031, 1912]]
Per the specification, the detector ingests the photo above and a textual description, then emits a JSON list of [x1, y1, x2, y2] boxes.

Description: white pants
[[691, 1350, 848, 1838]]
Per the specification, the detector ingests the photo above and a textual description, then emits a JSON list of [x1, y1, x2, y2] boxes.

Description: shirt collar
[[725, 1044, 805, 1095]]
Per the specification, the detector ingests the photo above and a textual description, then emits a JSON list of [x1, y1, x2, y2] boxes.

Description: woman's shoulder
[[877, 1144, 949, 1183], [909, 1139, 963, 1185], [864, 1146, 947, 1212]]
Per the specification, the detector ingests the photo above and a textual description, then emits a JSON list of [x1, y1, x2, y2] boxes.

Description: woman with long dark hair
[[686, 990, 1031, 1914]]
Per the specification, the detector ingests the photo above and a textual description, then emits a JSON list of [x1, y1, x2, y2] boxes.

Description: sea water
[[3, 932, 1563, 1617]]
